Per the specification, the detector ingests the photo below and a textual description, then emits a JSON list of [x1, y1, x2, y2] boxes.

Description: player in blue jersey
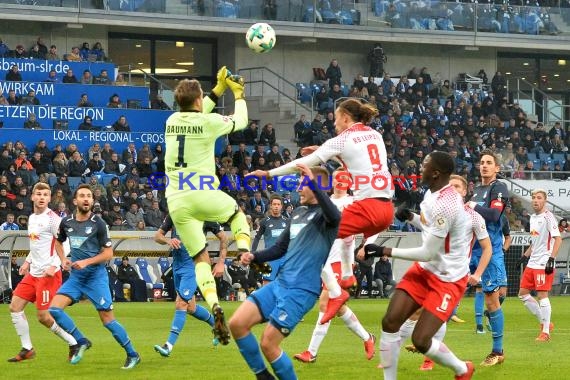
[[48, 184, 140, 369], [229, 163, 341, 380], [466, 149, 508, 367], [251, 194, 288, 284], [153, 216, 228, 357]]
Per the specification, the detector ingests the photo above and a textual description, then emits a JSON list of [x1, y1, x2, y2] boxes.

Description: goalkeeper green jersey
[[165, 97, 248, 200]]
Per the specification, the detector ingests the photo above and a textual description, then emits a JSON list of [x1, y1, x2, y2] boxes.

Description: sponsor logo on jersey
[[67, 228, 73, 232], [85, 226, 93, 234], [28, 232, 40, 241]]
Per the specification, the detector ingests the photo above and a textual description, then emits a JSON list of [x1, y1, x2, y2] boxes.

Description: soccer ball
[[245, 23, 276, 53]]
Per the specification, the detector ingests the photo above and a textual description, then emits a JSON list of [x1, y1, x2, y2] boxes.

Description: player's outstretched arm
[[469, 237, 491, 286], [372, 233, 443, 262], [296, 163, 340, 226]]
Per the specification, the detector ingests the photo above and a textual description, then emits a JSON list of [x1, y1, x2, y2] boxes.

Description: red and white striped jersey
[[466, 206, 489, 250], [27, 208, 62, 277], [418, 185, 472, 282], [528, 210, 560, 269]]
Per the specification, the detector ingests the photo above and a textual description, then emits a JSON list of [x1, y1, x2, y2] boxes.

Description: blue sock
[[191, 305, 214, 327], [499, 295, 505, 305], [104, 320, 136, 356], [489, 309, 504, 353], [270, 351, 297, 380], [49, 307, 85, 342], [167, 310, 187, 346], [235, 333, 267, 374], [474, 292, 484, 326]]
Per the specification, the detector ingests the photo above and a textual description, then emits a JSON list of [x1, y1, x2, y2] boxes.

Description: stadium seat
[[135, 257, 164, 292], [553, 153, 566, 162], [112, 257, 122, 273], [538, 152, 551, 162], [67, 177, 83, 191], [156, 257, 171, 279], [48, 176, 57, 187]]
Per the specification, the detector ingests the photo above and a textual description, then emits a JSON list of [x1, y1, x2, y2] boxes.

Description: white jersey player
[[518, 189, 561, 342], [250, 99, 395, 323], [8, 182, 78, 363]]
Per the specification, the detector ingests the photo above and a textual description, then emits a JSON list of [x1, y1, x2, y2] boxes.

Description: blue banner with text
[[0, 105, 171, 131], [0, 58, 116, 82], [0, 81, 148, 108]]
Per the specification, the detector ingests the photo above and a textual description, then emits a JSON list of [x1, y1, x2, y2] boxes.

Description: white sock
[[380, 330, 401, 380], [434, 322, 447, 342], [165, 342, 173, 351], [11, 311, 32, 350], [308, 312, 330, 356], [50, 322, 77, 346], [424, 338, 467, 375], [340, 308, 369, 341], [520, 294, 542, 322], [340, 236, 355, 279], [399, 319, 417, 345], [539, 298, 552, 333], [321, 264, 341, 298]]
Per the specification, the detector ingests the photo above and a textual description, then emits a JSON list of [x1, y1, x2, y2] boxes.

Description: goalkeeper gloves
[[395, 207, 413, 222], [545, 257, 555, 274], [226, 73, 245, 100], [211, 66, 229, 97]]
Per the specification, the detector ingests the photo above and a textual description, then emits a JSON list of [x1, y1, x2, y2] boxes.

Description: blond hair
[[32, 182, 51, 193], [450, 174, 467, 190], [531, 189, 547, 199]]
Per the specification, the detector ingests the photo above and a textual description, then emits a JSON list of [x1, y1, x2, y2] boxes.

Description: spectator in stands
[[6, 90, 19, 105], [136, 156, 153, 179], [46, 44, 59, 60], [4, 163, 17, 185], [251, 145, 267, 167], [111, 115, 130, 132], [108, 94, 124, 109], [0, 94, 7, 105], [106, 176, 122, 198], [11, 44, 27, 59], [34, 37, 48, 58], [0, 213, 18, 230], [16, 214, 28, 230], [232, 143, 250, 169], [36, 140, 53, 161], [68, 151, 87, 177], [79, 42, 91, 61], [0, 150, 11, 174], [100, 143, 113, 163], [355, 251, 374, 298], [21, 90, 40, 106], [90, 42, 106, 61], [10, 255, 23, 290], [325, 58, 342, 89], [294, 114, 312, 147], [144, 200, 163, 229], [374, 255, 396, 298], [122, 143, 138, 163], [44, 69, 59, 83], [266, 144, 283, 167], [125, 203, 144, 230], [559, 218, 570, 233], [114, 73, 127, 86], [14, 151, 31, 170], [78, 115, 95, 131], [29, 151, 49, 176], [52, 151, 69, 177], [368, 43, 387, 77], [258, 123, 276, 146], [52, 174, 71, 199], [80, 69, 93, 85], [150, 94, 170, 110], [29, 44, 43, 59], [92, 69, 110, 85], [0, 38, 9, 58], [62, 68, 78, 84], [105, 203, 123, 225], [104, 153, 122, 175], [64, 46, 81, 62], [117, 256, 147, 302], [243, 121, 258, 146], [5, 65, 22, 81]]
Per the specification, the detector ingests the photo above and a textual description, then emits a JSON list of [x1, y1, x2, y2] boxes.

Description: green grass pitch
[[1, 296, 568, 379]]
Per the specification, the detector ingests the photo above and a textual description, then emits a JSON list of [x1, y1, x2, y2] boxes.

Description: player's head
[[449, 174, 468, 199], [479, 148, 500, 183], [421, 151, 454, 189], [73, 184, 94, 215], [31, 182, 51, 212], [269, 194, 283, 216], [174, 79, 203, 112], [332, 167, 351, 195], [334, 98, 379, 134], [297, 166, 330, 205], [531, 188, 547, 213]]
